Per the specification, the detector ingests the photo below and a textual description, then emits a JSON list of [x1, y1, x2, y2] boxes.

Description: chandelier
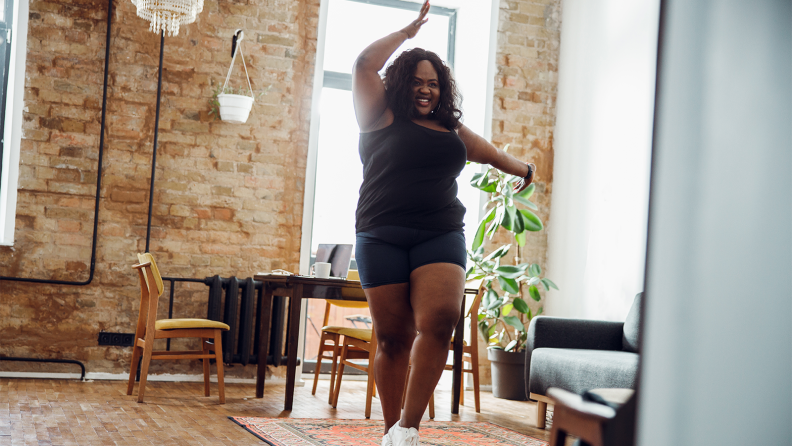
[[131, 0, 204, 36]]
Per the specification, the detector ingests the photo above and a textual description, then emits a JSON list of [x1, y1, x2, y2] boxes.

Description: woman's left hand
[[513, 163, 536, 194]]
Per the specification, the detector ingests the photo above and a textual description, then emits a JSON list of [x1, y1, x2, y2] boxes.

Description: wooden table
[[253, 273, 475, 414]]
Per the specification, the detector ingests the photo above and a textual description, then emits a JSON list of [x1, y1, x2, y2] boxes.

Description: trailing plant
[[467, 149, 558, 353]]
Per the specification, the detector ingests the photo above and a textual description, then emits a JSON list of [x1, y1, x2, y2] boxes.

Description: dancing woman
[[352, 2, 536, 445]]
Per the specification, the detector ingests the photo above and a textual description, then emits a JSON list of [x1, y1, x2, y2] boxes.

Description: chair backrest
[[321, 269, 369, 326], [464, 279, 485, 317], [132, 253, 165, 341], [137, 252, 164, 297], [465, 282, 486, 343]]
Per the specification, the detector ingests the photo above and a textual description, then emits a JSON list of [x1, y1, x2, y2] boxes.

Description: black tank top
[[355, 118, 467, 232]]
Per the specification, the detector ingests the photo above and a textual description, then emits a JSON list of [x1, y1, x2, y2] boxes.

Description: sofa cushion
[[528, 348, 639, 396], [622, 292, 643, 353]]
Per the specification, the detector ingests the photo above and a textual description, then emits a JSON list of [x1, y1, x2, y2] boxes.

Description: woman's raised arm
[[352, 1, 430, 132]]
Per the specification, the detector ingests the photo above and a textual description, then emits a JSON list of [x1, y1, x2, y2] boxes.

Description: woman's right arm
[[352, 1, 429, 132]]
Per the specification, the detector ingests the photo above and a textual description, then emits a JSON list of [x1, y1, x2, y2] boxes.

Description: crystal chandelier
[[131, 0, 204, 36]]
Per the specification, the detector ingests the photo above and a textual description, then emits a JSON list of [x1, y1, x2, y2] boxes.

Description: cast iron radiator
[[161, 275, 297, 367]]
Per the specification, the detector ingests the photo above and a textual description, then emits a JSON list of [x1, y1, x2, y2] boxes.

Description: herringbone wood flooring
[[0, 377, 553, 445]]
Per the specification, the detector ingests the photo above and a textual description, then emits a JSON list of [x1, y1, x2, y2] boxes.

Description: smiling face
[[412, 59, 441, 117]]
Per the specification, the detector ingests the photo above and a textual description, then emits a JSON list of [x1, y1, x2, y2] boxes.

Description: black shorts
[[355, 225, 467, 289]]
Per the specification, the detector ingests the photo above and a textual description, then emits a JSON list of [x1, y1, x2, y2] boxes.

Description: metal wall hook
[[231, 29, 244, 58]]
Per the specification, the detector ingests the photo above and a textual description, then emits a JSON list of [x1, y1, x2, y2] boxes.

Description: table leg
[[284, 283, 303, 411], [451, 295, 465, 414], [255, 284, 274, 398]]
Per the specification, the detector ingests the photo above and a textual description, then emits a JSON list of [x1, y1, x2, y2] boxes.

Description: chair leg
[[213, 330, 225, 404], [328, 334, 340, 405], [402, 365, 411, 409], [428, 392, 435, 419], [331, 341, 348, 408], [536, 401, 547, 429], [459, 370, 465, 406], [472, 364, 481, 413], [364, 342, 377, 419], [549, 425, 567, 446], [312, 333, 327, 396], [202, 338, 211, 397], [137, 337, 154, 403], [126, 344, 142, 396]]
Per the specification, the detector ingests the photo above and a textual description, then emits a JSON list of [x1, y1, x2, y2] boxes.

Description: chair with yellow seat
[[127, 253, 230, 403], [420, 281, 485, 416], [311, 270, 372, 404], [331, 326, 380, 418], [443, 282, 485, 412]]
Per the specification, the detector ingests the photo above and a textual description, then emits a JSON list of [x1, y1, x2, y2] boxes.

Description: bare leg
[[365, 282, 415, 433], [401, 263, 465, 429]]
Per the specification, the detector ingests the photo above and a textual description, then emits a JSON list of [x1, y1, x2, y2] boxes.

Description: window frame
[[0, 0, 29, 246]]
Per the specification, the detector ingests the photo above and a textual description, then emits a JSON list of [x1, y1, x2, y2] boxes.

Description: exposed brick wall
[[0, 0, 319, 377], [480, 0, 562, 385], [0, 0, 560, 384]]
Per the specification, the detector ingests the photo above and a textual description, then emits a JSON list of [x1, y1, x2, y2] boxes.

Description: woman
[[352, 2, 535, 445]]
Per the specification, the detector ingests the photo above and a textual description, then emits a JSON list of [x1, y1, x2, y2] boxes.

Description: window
[[300, 0, 499, 372], [0, 0, 28, 245], [310, 0, 456, 258], [0, 0, 13, 193]]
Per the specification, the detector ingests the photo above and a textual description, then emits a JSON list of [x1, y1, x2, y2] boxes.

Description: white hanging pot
[[218, 29, 254, 124], [218, 93, 254, 123]]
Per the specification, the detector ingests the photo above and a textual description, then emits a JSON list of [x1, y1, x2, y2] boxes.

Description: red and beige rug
[[229, 417, 548, 446]]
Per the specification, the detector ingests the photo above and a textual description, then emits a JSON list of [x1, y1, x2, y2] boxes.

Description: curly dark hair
[[383, 48, 463, 130]]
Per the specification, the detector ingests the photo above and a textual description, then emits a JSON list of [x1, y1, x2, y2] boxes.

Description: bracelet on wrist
[[524, 163, 534, 180]]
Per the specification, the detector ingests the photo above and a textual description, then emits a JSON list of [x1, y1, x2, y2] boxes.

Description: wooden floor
[[0, 376, 555, 445]]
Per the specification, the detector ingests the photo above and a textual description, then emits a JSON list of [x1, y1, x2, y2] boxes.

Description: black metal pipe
[[145, 30, 165, 253], [0, 0, 113, 285], [0, 357, 86, 381]]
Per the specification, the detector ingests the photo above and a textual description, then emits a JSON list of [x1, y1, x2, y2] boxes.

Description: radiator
[[203, 276, 293, 367]]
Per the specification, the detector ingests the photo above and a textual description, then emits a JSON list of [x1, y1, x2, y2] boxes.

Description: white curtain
[[545, 0, 660, 321]]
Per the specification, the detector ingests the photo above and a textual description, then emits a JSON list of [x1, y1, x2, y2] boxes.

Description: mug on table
[[311, 262, 331, 279]]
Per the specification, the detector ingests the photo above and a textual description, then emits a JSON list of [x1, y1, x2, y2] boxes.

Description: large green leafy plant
[[467, 154, 558, 353]]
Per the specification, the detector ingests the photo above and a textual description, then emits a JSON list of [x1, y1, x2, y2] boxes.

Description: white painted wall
[[638, 1, 792, 444], [545, 0, 660, 321]]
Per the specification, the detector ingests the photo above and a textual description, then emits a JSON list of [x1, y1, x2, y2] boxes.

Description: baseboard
[[0, 371, 304, 386]]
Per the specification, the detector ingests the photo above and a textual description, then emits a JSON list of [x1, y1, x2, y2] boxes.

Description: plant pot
[[488, 348, 528, 401], [218, 93, 254, 123]]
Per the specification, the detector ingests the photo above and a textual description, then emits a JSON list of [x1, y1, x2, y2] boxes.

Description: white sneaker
[[382, 433, 393, 446], [388, 420, 420, 446]]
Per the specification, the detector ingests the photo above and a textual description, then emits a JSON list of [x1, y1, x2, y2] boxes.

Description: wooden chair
[[311, 270, 372, 404], [548, 387, 636, 446], [442, 282, 485, 412], [127, 253, 230, 403], [311, 306, 371, 402], [330, 327, 379, 418]]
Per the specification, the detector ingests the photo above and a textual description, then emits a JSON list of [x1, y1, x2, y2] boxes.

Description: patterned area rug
[[229, 417, 548, 446]]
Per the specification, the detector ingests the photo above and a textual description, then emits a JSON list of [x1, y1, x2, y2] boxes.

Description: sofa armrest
[[525, 316, 625, 399]]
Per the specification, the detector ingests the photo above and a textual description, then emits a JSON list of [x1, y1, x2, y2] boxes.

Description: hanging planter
[[217, 29, 254, 123], [217, 93, 254, 124]]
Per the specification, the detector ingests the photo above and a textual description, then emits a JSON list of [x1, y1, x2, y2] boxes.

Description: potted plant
[[466, 151, 558, 400]]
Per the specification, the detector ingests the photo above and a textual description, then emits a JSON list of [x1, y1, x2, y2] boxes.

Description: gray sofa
[[524, 293, 642, 428]]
